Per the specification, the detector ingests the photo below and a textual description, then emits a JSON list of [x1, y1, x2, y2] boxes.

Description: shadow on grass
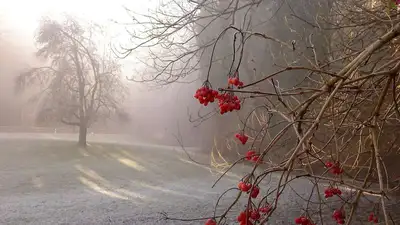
[[75, 164, 148, 202], [0, 138, 242, 205], [73, 142, 218, 201]]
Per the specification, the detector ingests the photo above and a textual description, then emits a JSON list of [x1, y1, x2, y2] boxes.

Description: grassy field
[[0, 138, 247, 224], [0, 138, 398, 224]]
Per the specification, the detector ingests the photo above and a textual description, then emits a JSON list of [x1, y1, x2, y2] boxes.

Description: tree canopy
[[16, 17, 127, 146]]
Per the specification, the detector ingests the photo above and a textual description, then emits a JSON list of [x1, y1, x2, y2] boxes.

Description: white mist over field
[[0, 0, 206, 147]]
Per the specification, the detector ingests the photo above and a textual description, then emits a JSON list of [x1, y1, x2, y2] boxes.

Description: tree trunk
[[78, 123, 87, 147]]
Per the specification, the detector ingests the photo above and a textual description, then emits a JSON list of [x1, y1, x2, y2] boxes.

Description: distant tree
[[16, 17, 127, 147]]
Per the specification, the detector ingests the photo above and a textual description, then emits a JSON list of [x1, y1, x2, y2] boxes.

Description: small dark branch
[[212, 158, 244, 188], [218, 88, 314, 96], [392, 75, 400, 119], [249, 31, 294, 50], [171, 125, 208, 166], [241, 66, 344, 89]]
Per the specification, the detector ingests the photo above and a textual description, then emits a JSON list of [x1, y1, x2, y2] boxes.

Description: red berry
[[373, 218, 378, 223], [325, 187, 341, 198], [259, 206, 271, 214], [205, 218, 217, 225], [237, 211, 246, 222], [228, 77, 244, 87], [251, 155, 260, 162], [243, 183, 252, 192], [245, 150, 256, 160], [240, 220, 253, 225], [250, 210, 260, 220], [295, 216, 311, 225], [234, 104, 241, 110], [235, 133, 249, 145], [333, 209, 346, 224], [250, 186, 260, 198], [300, 217, 309, 225], [368, 215, 374, 222], [333, 210, 341, 217], [327, 162, 344, 175], [238, 181, 252, 192], [241, 136, 248, 144], [238, 181, 245, 190]]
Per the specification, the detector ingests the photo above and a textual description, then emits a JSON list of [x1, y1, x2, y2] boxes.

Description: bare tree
[[121, 0, 400, 224], [16, 17, 127, 147]]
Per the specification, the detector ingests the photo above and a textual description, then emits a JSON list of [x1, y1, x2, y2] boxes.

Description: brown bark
[[78, 123, 87, 147]]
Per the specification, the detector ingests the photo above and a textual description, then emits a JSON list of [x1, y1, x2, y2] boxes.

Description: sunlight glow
[[75, 164, 109, 183], [138, 182, 203, 199], [108, 153, 147, 172], [178, 157, 211, 170], [76, 164, 147, 201], [178, 157, 243, 181], [117, 158, 147, 172], [79, 176, 130, 200]]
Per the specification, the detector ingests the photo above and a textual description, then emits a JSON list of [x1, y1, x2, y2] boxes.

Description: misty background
[[0, 1, 208, 148], [0, 0, 329, 151], [0, 1, 400, 224]]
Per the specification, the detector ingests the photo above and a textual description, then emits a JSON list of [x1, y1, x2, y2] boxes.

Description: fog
[[0, 31, 36, 126], [1, 1, 400, 224], [0, 0, 328, 150], [0, 21, 205, 148], [0, 43, 202, 145]]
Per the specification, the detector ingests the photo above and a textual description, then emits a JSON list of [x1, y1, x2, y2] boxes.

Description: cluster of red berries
[[368, 212, 379, 223], [205, 218, 217, 225], [237, 181, 260, 198], [195, 77, 244, 115], [217, 93, 241, 114], [228, 77, 244, 88], [235, 133, 248, 145], [245, 150, 260, 162], [333, 209, 345, 224], [324, 187, 342, 198], [294, 216, 315, 225], [194, 86, 219, 106], [237, 206, 271, 225], [325, 161, 344, 175], [237, 210, 258, 225]]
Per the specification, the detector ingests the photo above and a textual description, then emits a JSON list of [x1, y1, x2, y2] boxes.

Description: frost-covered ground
[[0, 134, 398, 225]]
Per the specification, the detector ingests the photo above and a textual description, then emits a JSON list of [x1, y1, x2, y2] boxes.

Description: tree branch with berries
[[122, 0, 400, 224]]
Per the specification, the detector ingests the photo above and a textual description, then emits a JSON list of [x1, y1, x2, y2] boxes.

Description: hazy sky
[[2, 0, 160, 53], [2, 0, 156, 36], [1, 0, 161, 83]]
